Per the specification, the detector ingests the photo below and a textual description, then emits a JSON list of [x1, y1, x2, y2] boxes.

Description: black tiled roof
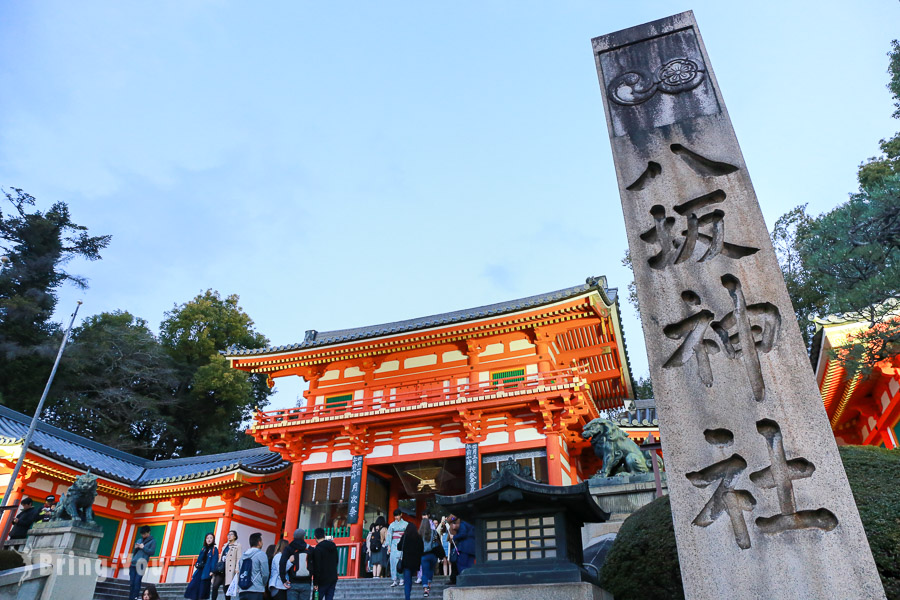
[[226, 276, 617, 357], [0, 405, 288, 486]]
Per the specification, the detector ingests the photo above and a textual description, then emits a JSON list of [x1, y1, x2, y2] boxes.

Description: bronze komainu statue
[[582, 418, 650, 478], [51, 471, 98, 522]]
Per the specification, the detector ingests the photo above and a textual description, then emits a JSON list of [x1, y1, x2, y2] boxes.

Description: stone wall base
[[444, 582, 613, 600]]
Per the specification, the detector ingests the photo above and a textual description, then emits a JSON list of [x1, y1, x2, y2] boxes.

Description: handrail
[[253, 368, 585, 428]]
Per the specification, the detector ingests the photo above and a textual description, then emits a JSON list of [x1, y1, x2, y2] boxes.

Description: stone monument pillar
[[24, 520, 104, 600], [591, 11, 885, 599]]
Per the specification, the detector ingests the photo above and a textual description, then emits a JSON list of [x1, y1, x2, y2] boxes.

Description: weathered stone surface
[[22, 522, 103, 600], [445, 582, 612, 600], [591, 11, 885, 599]]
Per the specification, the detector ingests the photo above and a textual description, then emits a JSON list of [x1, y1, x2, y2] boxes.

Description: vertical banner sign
[[592, 12, 884, 599], [347, 455, 363, 525], [465, 443, 479, 493]]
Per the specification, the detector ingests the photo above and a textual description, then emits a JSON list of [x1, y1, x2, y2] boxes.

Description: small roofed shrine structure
[[436, 459, 610, 587], [812, 300, 900, 448], [227, 276, 644, 576], [0, 405, 289, 585]]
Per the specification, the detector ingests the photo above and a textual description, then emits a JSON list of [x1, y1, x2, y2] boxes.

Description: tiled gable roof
[[0, 405, 287, 486], [226, 276, 617, 357]]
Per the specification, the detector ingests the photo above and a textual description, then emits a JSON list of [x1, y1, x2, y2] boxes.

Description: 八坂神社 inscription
[[593, 11, 885, 599]]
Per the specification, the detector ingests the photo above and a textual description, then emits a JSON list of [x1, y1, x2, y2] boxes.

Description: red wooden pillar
[[545, 431, 563, 486], [283, 462, 304, 537], [219, 492, 237, 547], [388, 475, 400, 517]]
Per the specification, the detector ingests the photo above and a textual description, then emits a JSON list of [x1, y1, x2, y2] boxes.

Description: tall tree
[[158, 290, 271, 457], [773, 41, 900, 369], [46, 311, 177, 456], [0, 188, 111, 412]]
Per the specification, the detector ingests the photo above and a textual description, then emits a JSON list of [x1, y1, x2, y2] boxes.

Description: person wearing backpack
[[278, 529, 311, 600], [366, 516, 386, 578], [237, 532, 269, 600]]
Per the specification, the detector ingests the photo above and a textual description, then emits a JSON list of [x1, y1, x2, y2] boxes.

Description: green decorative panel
[[179, 521, 217, 556], [492, 368, 525, 388], [337, 544, 349, 576], [326, 394, 352, 411], [94, 514, 121, 557], [136, 524, 167, 558]]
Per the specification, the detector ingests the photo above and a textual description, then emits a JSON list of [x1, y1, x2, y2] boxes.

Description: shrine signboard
[[592, 12, 884, 599]]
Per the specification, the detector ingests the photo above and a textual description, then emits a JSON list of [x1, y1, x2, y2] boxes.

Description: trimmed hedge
[[0, 550, 24, 571], [599, 445, 900, 600]]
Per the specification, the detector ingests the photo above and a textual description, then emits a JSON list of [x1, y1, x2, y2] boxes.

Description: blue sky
[[2, 1, 898, 410]]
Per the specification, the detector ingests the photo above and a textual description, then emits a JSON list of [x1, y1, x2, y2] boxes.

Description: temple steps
[[93, 576, 450, 599], [332, 575, 449, 599], [93, 578, 187, 600]]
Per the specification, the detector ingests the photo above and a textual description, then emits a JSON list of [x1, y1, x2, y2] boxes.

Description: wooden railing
[[253, 368, 585, 428]]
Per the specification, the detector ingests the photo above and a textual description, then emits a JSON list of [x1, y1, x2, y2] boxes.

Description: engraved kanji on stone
[[663, 291, 720, 387], [640, 190, 758, 270], [749, 419, 838, 535], [663, 275, 781, 402], [686, 428, 756, 549], [711, 275, 781, 402]]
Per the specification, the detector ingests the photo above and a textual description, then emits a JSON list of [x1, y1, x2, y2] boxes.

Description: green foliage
[[770, 205, 825, 347], [838, 445, 900, 599], [0, 549, 25, 571], [633, 375, 653, 400], [0, 188, 111, 414], [600, 446, 900, 599], [620, 249, 639, 318], [157, 290, 271, 457], [46, 311, 177, 456], [774, 41, 900, 369], [599, 494, 683, 600], [889, 40, 900, 120]]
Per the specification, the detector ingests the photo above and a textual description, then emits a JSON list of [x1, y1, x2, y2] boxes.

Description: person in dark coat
[[184, 532, 218, 600], [397, 523, 423, 600], [9, 498, 39, 540], [451, 517, 476, 574], [37, 495, 56, 522], [130, 526, 156, 600], [310, 527, 338, 600], [278, 528, 311, 600]]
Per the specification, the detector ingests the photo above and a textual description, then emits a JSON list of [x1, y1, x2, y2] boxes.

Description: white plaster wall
[[514, 428, 546, 442], [398, 441, 435, 455], [185, 498, 203, 510], [442, 350, 465, 362], [404, 354, 437, 369], [345, 366, 363, 378], [369, 445, 393, 458], [237, 498, 277, 519], [375, 361, 399, 373], [480, 343, 504, 357], [206, 496, 226, 508], [509, 339, 536, 352], [525, 364, 538, 375], [320, 370, 340, 381], [303, 452, 328, 465], [111, 500, 128, 513], [482, 432, 510, 446], [439, 438, 465, 451], [167, 565, 190, 584], [29, 478, 53, 492], [157, 501, 174, 512], [332, 449, 352, 462], [135, 504, 155, 514]]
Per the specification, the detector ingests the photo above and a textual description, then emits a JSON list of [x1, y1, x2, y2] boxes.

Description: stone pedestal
[[582, 475, 668, 547], [23, 521, 103, 600], [444, 582, 613, 600]]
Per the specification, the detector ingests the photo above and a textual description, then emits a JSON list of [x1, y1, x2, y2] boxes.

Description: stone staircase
[[333, 575, 449, 599], [94, 576, 450, 599], [93, 578, 187, 600]]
